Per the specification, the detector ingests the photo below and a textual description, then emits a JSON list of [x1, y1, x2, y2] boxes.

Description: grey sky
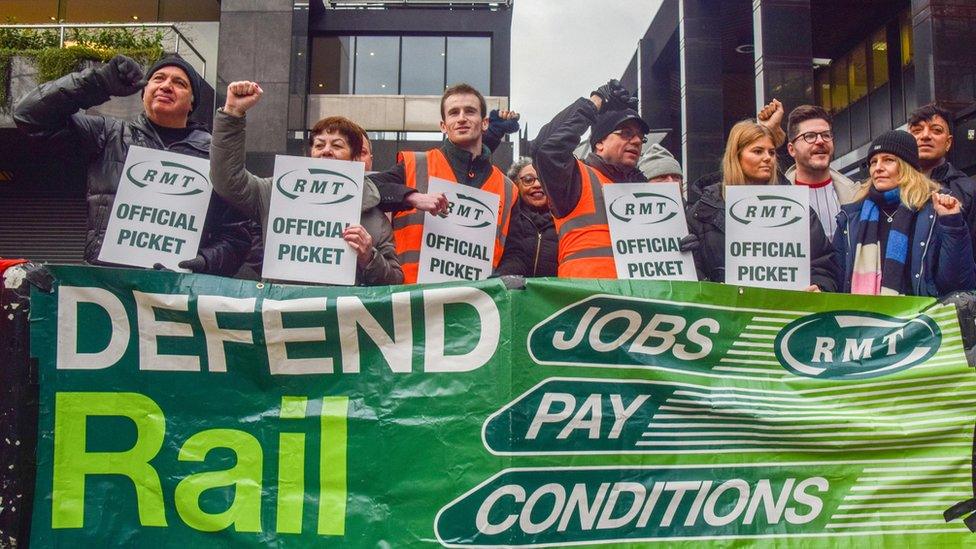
[[511, 0, 663, 142]]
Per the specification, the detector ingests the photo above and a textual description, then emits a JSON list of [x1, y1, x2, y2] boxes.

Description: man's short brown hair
[[787, 105, 832, 141], [308, 116, 365, 158], [440, 83, 487, 120]]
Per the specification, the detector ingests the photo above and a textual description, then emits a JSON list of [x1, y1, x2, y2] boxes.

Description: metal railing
[[0, 22, 208, 79]]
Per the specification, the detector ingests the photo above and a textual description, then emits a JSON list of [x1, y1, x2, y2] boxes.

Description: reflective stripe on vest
[[553, 161, 617, 278], [392, 148, 515, 284]]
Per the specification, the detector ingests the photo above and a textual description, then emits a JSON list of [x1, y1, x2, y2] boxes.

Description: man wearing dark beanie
[[532, 79, 697, 278], [14, 54, 251, 276]]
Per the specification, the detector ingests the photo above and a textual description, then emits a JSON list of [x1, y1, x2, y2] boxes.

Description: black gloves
[[94, 54, 146, 97], [152, 255, 207, 273], [591, 79, 637, 112], [178, 255, 208, 273], [678, 233, 700, 252]]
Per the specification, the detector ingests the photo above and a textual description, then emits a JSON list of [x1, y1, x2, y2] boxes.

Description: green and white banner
[[30, 266, 975, 546]]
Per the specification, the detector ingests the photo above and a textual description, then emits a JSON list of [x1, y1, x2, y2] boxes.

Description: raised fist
[[223, 81, 264, 117], [95, 54, 146, 97]]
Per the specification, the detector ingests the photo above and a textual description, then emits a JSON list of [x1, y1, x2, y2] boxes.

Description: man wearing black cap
[[532, 80, 694, 278], [14, 54, 250, 275]]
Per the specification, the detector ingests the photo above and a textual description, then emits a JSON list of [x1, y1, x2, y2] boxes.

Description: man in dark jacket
[[909, 103, 976, 247], [531, 79, 699, 278], [13, 54, 250, 276]]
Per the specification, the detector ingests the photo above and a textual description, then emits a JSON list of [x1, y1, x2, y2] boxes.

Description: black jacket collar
[[584, 152, 645, 183]]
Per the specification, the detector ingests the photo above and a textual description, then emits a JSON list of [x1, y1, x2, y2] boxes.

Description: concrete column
[[217, 0, 297, 175], [679, 0, 726, 184], [912, 0, 976, 111]]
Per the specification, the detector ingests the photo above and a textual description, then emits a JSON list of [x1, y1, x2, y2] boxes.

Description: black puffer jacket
[[931, 161, 976, 248], [686, 183, 840, 291], [14, 67, 250, 276], [494, 202, 557, 277]]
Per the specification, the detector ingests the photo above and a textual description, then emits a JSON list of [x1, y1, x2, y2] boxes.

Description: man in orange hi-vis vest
[[369, 83, 518, 284], [532, 79, 699, 278]]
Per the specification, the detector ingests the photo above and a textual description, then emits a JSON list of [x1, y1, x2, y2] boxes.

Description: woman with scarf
[[686, 119, 840, 291], [834, 130, 976, 296]]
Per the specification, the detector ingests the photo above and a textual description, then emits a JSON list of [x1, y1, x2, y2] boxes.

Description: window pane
[[446, 37, 490, 93], [354, 36, 399, 94], [400, 37, 445, 95], [159, 0, 220, 22], [900, 11, 914, 67], [815, 68, 831, 111], [848, 45, 868, 102], [831, 57, 849, 111], [62, 0, 158, 23], [870, 28, 889, 91], [310, 36, 353, 93], [1, 0, 59, 23]]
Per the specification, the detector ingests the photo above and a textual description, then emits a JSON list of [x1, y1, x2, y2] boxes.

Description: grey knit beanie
[[638, 143, 683, 180]]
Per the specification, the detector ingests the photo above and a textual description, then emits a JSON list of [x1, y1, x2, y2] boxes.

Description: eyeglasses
[[612, 129, 648, 143], [792, 131, 834, 144], [518, 175, 539, 185]]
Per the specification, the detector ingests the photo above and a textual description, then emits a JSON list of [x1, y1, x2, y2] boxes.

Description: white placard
[[725, 185, 810, 290], [261, 155, 365, 285], [603, 182, 697, 280], [416, 177, 499, 283], [98, 146, 213, 271]]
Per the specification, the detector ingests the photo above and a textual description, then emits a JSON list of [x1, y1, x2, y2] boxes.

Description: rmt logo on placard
[[126, 160, 208, 196], [729, 195, 804, 227], [275, 168, 360, 205], [444, 193, 494, 229], [608, 192, 679, 225], [774, 311, 941, 380]]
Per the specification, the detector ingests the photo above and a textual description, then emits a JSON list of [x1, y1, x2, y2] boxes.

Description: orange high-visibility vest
[[553, 160, 617, 278], [392, 148, 516, 284]]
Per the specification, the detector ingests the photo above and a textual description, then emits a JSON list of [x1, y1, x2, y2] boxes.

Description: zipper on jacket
[[532, 232, 542, 276], [915, 212, 937, 293]]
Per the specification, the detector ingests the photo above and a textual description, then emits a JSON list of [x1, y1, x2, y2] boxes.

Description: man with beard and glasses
[[783, 104, 860, 237]]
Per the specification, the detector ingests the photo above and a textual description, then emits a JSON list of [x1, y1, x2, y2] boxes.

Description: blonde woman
[[834, 130, 975, 296], [686, 120, 840, 290]]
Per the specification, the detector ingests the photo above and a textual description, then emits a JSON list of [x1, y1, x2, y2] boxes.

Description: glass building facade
[[310, 35, 491, 95]]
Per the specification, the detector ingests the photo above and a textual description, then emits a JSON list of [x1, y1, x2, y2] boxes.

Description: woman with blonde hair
[[834, 130, 975, 296], [686, 118, 840, 290]]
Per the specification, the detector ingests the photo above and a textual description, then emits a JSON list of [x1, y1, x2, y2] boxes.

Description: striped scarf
[[850, 187, 913, 296]]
